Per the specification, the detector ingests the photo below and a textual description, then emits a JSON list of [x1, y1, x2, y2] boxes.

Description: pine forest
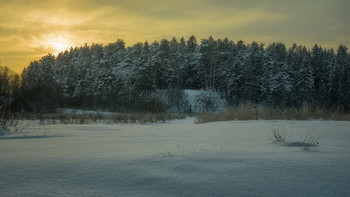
[[1, 36, 350, 114]]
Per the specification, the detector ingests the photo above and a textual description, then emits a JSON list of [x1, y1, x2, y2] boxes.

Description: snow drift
[[0, 119, 349, 196]]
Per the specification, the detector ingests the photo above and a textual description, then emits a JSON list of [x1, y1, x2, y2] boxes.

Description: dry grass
[[195, 103, 257, 123], [284, 104, 350, 121], [259, 108, 285, 120], [19, 112, 187, 125], [10, 103, 350, 125], [196, 103, 350, 123]]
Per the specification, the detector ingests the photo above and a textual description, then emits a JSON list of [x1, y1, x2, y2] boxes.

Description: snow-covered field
[[1, 118, 349, 196]]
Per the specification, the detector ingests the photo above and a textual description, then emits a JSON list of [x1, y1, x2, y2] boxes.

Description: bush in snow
[[0, 106, 19, 135], [162, 89, 189, 113], [143, 89, 189, 113], [141, 92, 165, 113], [191, 89, 227, 113], [140, 89, 226, 114]]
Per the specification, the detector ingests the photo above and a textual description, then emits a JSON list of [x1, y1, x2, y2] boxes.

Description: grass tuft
[[269, 126, 320, 151], [270, 126, 287, 144]]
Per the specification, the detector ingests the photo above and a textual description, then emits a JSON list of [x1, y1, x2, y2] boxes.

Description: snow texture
[[0, 119, 349, 196]]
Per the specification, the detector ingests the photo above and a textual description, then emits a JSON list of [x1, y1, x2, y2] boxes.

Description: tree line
[[2, 36, 350, 113]]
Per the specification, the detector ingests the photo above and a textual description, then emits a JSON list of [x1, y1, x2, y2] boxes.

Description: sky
[[0, 0, 349, 73]]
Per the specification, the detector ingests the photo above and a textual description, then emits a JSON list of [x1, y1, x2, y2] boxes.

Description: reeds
[[20, 112, 187, 125], [196, 102, 350, 123]]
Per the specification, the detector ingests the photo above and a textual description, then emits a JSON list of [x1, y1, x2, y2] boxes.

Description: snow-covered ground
[[1, 118, 349, 196]]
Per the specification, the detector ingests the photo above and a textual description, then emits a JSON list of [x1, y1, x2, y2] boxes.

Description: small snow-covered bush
[[191, 89, 227, 113]]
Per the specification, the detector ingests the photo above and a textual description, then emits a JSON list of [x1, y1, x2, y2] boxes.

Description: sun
[[46, 36, 71, 56]]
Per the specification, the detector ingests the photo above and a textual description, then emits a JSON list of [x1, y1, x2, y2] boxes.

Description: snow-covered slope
[[0, 119, 349, 196]]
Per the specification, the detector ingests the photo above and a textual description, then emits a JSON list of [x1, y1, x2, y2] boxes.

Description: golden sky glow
[[0, 0, 349, 73]]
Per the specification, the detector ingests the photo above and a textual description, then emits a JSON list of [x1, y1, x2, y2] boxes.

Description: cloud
[[0, 0, 349, 73]]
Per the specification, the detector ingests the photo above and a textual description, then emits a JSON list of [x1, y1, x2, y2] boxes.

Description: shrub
[[160, 89, 189, 113], [141, 98, 165, 113], [192, 89, 227, 113], [270, 126, 287, 144], [269, 126, 319, 150], [195, 102, 258, 123], [0, 105, 19, 135]]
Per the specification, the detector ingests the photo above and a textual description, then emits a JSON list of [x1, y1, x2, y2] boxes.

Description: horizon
[[1, 0, 349, 73]]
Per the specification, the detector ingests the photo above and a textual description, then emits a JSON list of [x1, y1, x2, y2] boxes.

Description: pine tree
[[199, 36, 218, 89], [265, 43, 291, 108], [215, 38, 235, 98], [21, 54, 59, 111], [184, 35, 201, 89], [310, 45, 330, 107], [330, 45, 350, 110], [297, 48, 314, 105]]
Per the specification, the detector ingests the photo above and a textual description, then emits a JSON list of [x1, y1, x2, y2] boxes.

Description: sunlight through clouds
[[33, 34, 72, 56], [0, 0, 349, 73]]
